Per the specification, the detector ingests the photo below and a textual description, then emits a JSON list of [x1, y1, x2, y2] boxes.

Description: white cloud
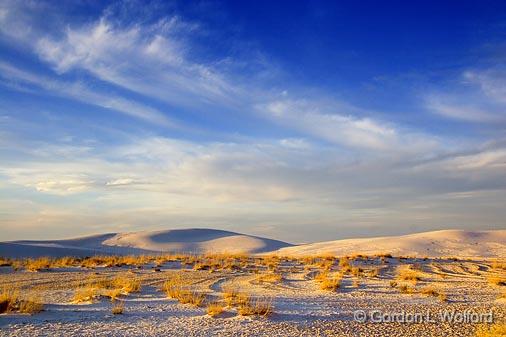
[[427, 68, 506, 123], [262, 99, 438, 152], [35, 17, 243, 110], [0, 62, 176, 126]]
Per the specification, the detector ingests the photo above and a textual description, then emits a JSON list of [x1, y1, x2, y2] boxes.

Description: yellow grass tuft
[[25, 257, 51, 272], [222, 287, 240, 307], [0, 286, 43, 314], [398, 284, 415, 294], [163, 273, 206, 307], [315, 271, 341, 291], [256, 272, 283, 284], [73, 287, 100, 303], [207, 301, 225, 317], [475, 323, 506, 337], [73, 273, 141, 303], [18, 297, 44, 314], [397, 265, 422, 284], [420, 286, 441, 298], [112, 301, 124, 314], [236, 294, 272, 317], [491, 260, 506, 270], [488, 275, 506, 286]]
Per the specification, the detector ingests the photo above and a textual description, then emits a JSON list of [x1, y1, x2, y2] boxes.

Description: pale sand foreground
[[0, 256, 505, 336]]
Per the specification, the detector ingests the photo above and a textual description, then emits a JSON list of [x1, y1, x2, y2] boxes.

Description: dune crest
[[276, 229, 506, 257]]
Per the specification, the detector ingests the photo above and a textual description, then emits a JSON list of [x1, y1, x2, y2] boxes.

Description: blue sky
[[1, 0, 505, 242]]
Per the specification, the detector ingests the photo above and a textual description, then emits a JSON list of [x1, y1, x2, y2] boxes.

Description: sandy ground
[[0, 257, 505, 336]]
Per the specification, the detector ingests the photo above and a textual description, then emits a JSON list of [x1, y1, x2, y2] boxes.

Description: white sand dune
[[1, 228, 504, 258], [102, 228, 291, 254], [0, 228, 292, 258], [276, 229, 506, 258]]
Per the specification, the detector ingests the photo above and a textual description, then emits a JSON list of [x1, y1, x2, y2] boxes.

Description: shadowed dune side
[[102, 228, 292, 254], [0, 228, 292, 257]]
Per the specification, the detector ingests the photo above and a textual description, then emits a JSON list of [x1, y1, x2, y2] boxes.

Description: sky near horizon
[[1, 0, 506, 243]]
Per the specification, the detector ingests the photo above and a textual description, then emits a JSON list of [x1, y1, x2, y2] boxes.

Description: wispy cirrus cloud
[[0, 62, 176, 127], [35, 17, 244, 110], [0, 1, 445, 152], [426, 67, 506, 124], [260, 98, 440, 152]]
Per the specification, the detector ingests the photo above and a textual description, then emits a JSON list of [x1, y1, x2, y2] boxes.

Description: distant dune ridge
[[0, 228, 291, 258], [0, 228, 504, 258], [277, 229, 506, 258]]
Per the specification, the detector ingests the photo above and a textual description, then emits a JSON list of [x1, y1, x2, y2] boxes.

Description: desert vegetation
[[0, 286, 43, 314], [0, 252, 504, 337], [73, 273, 141, 303]]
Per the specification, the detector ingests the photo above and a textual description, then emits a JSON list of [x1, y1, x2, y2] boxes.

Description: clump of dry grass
[[25, 257, 51, 272], [73, 273, 141, 303], [207, 301, 225, 317], [320, 277, 341, 291], [256, 272, 283, 284], [163, 272, 206, 307], [223, 287, 240, 307], [315, 271, 341, 291], [376, 253, 393, 259], [339, 257, 351, 271], [491, 260, 506, 271], [73, 287, 101, 303], [0, 287, 19, 313], [175, 290, 206, 307], [420, 286, 439, 297], [488, 275, 506, 286], [438, 292, 448, 302], [0, 257, 12, 267], [368, 267, 380, 278], [398, 284, 415, 294], [236, 294, 272, 317], [475, 323, 506, 337], [111, 301, 124, 315], [397, 265, 422, 284], [351, 266, 364, 277], [0, 286, 43, 314], [18, 297, 44, 314]]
